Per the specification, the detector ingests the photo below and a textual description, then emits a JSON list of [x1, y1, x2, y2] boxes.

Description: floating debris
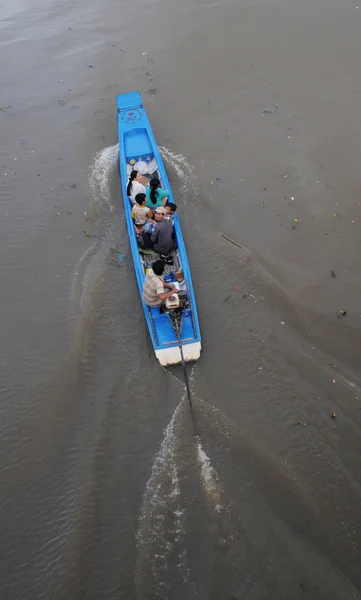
[[297, 421, 307, 427], [331, 413, 337, 419], [253, 332, 265, 344], [110, 252, 126, 266], [330, 269, 336, 278], [336, 309, 347, 319], [263, 105, 278, 114]]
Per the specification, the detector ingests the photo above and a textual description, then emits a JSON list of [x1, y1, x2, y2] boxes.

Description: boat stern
[[155, 342, 202, 366]]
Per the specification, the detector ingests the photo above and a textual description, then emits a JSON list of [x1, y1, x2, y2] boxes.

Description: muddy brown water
[[1, 0, 361, 598]]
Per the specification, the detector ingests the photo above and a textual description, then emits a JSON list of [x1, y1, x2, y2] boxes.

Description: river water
[[1, 0, 361, 598]]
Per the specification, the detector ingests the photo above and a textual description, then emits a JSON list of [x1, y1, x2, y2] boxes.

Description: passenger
[[127, 170, 146, 205], [142, 259, 178, 308], [165, 202, 177, 222], [145, 177, 169, 208], [143, 207, 174, 256], [131, 193, 154, 233]]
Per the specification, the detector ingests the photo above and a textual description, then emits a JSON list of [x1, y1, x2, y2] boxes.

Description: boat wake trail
[[135, 369, 225, 599], [135, 399, 190, 599], [196, 439, 222, 510], [71, 144, 124, 360], [88, 143, 120, 215], [160, 146, 200, 206]]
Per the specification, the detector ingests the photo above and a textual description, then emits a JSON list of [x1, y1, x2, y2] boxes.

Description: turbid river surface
[[1, 0, 361, 597]]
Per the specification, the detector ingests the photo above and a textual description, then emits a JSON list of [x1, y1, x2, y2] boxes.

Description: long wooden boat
[[116, 91, 201, 365]]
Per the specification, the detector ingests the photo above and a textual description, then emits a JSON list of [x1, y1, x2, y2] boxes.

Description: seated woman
[[127, 170, 147, 205], [145, 177, 169, 208], [131, 193, 154, 234]]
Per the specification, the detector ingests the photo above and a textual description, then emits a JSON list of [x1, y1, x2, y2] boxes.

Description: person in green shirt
[[145, 177, 169, 208]]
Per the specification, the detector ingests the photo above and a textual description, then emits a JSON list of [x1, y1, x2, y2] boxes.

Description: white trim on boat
[[155, 342, 201, 366]]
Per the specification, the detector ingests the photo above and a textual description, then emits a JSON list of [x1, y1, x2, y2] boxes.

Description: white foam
[[71, 243, 96, 303], [135, 400, 188, 598], [196, 440, 222, 509], [159, 146, 200, 205], [70, 144, 126, 356], [73, 144, 125, 316], [135, 366, 227, 596], [88, 143, 119, 214]]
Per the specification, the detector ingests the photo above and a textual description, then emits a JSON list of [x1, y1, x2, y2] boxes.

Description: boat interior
[[124, 129, 181, 277], [121, 124, 197, 343]]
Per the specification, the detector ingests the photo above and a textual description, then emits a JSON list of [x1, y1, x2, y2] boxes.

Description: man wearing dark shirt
[[143, 206, 174, 255]]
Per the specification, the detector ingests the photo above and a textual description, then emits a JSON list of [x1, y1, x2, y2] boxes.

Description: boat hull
[[116, 91, 201, 365]]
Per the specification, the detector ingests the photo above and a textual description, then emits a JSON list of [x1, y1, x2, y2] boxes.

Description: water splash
[[159, 366, 222, 512], [160, 146, 200, 206], [71, 145, 125, 359], [135, 399, 189, 599], [135, 366, 224, 597], [88, 143, 120, 214], [72, 145, 124, 315], [196, 440, 222, 510]]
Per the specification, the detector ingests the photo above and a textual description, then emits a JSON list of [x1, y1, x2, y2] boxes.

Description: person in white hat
[[143, 206, 174, 257]]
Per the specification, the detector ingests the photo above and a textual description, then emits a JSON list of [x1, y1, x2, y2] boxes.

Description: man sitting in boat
[[142, 260, 178, 308], [143, 207, 174, 257]]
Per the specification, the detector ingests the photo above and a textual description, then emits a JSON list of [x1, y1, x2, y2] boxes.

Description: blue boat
[[117, 92, 201, 365]]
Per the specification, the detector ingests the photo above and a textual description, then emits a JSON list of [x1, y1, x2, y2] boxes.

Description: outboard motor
[[168, 290, 189, 336]]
